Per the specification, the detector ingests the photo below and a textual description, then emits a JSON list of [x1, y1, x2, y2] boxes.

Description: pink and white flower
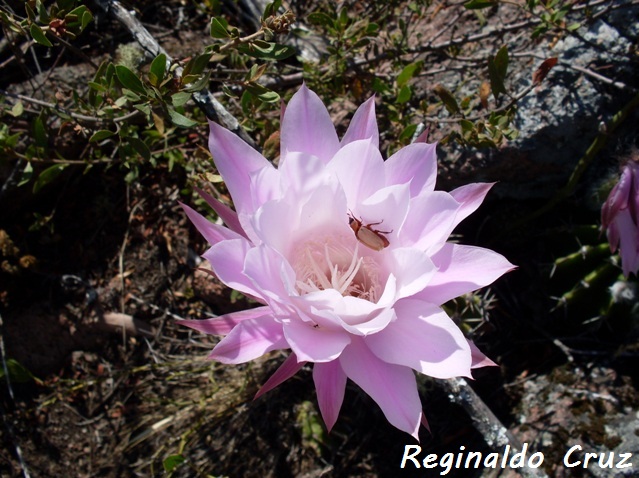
[[602, 159, 639, 277], [180, 85, 514, 439]]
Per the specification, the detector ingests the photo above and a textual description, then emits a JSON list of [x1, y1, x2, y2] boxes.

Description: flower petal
[[416, 243, 516, 305], [178, 306, 273, 336], [339, 337, 422, 439], [283, 320, 351, 362], [384, 142, 438, 197], [399, 191, 460, 252], [326, 139, 385, 208], [181, 202, 243, 246], [388, 247, 436, 300], [280, 84, 339, 164], [279, 151, 328, 197], [365, 300, 472, 378], [243, 246, 298, 306], [255, 353, 306, 399], [616, 208, 639, 277], [209, 316, 286, 364], [313, 360, 347, 432], [194, 187, 247, 238], [204, 239, 261, 299], [208, 120, 274, 215], [359, 183, 411, 243], [449, 182, 495, 229], [341, 95, 378, 148], [602, 165, 632, 227], [468, 340, 497, 369]]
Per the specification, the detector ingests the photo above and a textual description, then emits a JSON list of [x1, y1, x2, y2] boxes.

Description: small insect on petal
[[348, 213, 391, 251]]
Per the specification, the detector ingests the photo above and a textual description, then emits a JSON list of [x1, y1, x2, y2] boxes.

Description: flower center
[[291, 235, 381, 302]]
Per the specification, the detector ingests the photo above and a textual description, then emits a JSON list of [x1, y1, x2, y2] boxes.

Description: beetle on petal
[[348, 212, 391, 251]]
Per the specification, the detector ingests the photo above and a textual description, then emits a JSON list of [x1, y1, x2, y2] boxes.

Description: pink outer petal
[[178, 306, 272, 336], [449, 182, 495, 229], [341, 95, 379, 149], [468, 340, 497, 369], [313, 360, 347, 432], [365, 300, 472, 378], [606, 221, 620, 251], [416, 243, 516, 305], [616, 208, 639, 277], [384, 142, 438, 197], [208, 120, 274, 215], [254, 353, 306, 399], [194, 187, 247, 238], [180, 202, 243, 246], [602, 166, 632, 228], [204, 239, 262, 299], [339, 337, 422, 439], [209, 316, 287, 364], [632, 163, 639, 222], [283, 320, 351, 362], [399, 191, 460, 252], [280, 84, 339, 164]]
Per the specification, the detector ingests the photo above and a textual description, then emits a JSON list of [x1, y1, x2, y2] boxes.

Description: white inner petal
[[292, 235, 382, 302]]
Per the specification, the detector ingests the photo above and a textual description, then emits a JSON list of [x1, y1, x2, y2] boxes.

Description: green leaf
[[115, 65, 146, 95], [210, 16, 230, 38], [163, 455, 186, 472], [33, 117, 48, 148], [460, 119, 474, 133], [182, 71, 211, 93], [11, 101, 24, 117], [30, 24, 52, 47], [25, 3, 36, 22], [237, 42, 296, 60], [128, 137, 151, 162], [493, 46, 509, 80], [134, 103, 151, 116], [183, 53, 212, 77], [167, 108, 199, 128], [463, 0, 496, 9], [396, 60, 423, 88], [149, 53, 167, 86], [245, 83, 280, 103], [18, 161, 33, 187], [57, 0, 75, 12], [0, 359, 38, 384], [33, 164, 67, 193], [89, 130, 115, 142], [67, 5, 93, 32], [308, 12, 335, 29], [488, 46, 509, 99], [396, 85, 412, 104], [36, 0, 49, 23], [263, 0, 283, 19], [88, 81, 107, 93], [171, 92, 192, 107], [398, 123, 418, 143], [433, 84, 460, 114]]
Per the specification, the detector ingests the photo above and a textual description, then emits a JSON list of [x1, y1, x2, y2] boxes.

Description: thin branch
[[0, 89, 141, 125]]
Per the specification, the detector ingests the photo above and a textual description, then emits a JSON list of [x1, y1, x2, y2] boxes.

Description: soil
[[1, 1, 638, 478]]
